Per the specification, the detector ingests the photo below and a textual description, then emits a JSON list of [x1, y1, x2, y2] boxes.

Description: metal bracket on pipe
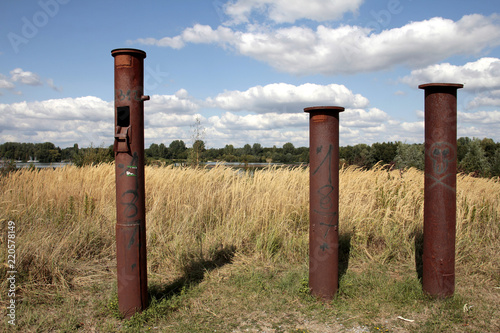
[[114, 126, 131, 153]]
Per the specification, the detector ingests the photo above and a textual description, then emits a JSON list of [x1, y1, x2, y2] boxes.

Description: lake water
[[15, 162, 72, 169]]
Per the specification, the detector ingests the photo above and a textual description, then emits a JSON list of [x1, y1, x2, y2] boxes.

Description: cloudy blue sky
[[1, 0, 499, 149]]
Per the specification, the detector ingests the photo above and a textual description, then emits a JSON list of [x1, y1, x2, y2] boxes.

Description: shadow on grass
[[339, 232, 352, 281], [413, 229, 424, 283], [148, 245, 236, 301]]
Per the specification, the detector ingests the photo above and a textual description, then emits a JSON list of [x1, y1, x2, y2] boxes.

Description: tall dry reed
[[1, 164, 498, 290]]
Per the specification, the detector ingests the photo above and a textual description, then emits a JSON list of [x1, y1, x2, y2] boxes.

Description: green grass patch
[[5, 255, 499, 332]]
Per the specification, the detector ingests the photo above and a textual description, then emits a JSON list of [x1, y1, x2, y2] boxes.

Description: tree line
[[1, 137, 499, 177], [0, 142, 114, 167], [146, 141, 309, 165], [0, 142, 66, 163], [339, 137, 500, 177]]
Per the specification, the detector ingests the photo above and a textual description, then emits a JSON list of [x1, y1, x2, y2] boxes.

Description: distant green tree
[[147, 143, 160, 158], [222, 153, 238, 162], [37, 142, 58, 162], [370, 142, 397, 165], [490, 149, 500, 177], [341, 144, 372, 167], [353, 144, 372, 167], [283, 142, 295, 155], [394, 142, 424, 170], [224, 144, 235, 156], [480, 138, 496, 159], [158, 143, 168, 159], [2, 143, 11, 159], [240, 154, 257, 164], [169, 140, 187, 159], [60, 147, 74, 161], [459, 138, 490, 176], [263, 151, 273, 163], [73, 144, 113, 167], [242, 144, 252, 156], [457, 137, 472, 162], [204, 148, 222, 161], [340, 146, 352, 162], [189, 140, 206, 166], [72, 143, 79, 160], [49, 148, 61, 162], [296, 147, 309, 163], [189, 116, 206, 166], [252, 143, 263, 156]]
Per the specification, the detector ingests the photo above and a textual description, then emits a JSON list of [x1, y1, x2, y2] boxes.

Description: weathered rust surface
[[305, 106, 345, 300], [419, 83, 463, 297], [112, 48, 149, 318]]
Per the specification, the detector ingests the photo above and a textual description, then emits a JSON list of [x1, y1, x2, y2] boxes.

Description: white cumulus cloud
[[1, 87, 499, 149], [401, 121, 424, 133], [0, 74, 15, 89], [0, 97, 113, 147], [147, 90, 201, 115], [401, 57, 500, 89], [147, 113, 205, 128], [0, 69, 62, 94], [208, 111, 307, 131], [10, 68, 43, 86], [0, 96, 112, 121], [457, 109, 500, 139], [466, 90, 500, 109], [342, 108, 390, 128], [401, 58, 500, 110], [130, 14, 500, 75], [206, 83, 369, 113], [459, 110, 500, 124]]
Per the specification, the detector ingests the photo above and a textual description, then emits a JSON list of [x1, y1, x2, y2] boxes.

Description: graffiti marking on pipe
[[429, 142, 455, 175], [313, 144, 332, 184], [126, 165, 137, 177], [313, 210, 338, 238], [312, 144, 338, 241], [427, 174, 456, 193], [427, 142, 456, 193], [318, 184, 334, 209], [116, 89, 144, 102], [127, 225, 139, 249], [119, 153, 140, 218], [122, 189, 139, 218]]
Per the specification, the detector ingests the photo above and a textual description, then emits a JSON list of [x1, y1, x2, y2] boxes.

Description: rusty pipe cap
[[111, 48, 147, 58], [304, 106, 345, 113], [418, 83, 463, 89]]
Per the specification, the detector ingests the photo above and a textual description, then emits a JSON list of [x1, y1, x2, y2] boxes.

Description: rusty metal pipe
[[112, 48, 150, 318], [305, 106, 345, 300], [419, 83, 463, 297]]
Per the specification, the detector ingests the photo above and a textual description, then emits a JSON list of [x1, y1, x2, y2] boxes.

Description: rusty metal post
[[305, 106, 345, 300], [112, 48, 150, 318], [419, 83, 463, 297]]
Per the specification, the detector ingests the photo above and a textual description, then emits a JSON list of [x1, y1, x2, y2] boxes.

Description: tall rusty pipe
[[305, 106, 345, 300], [112, 48, 150, 318], [419, 83, 463, 297]]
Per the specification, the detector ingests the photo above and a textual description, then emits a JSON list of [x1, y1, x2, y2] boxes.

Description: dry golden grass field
[[1, 164, 499, 332]]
